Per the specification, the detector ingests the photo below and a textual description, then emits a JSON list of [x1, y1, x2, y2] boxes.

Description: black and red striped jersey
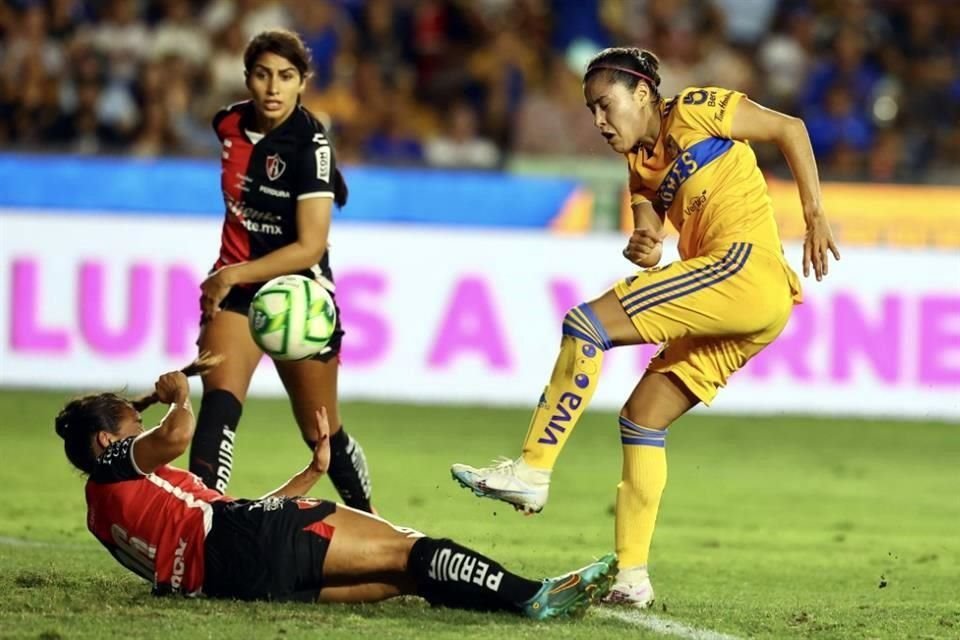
[[212, 100, 338, 282], [85, 436, 230, 595]]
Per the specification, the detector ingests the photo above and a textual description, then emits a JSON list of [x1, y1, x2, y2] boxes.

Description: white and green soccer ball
[[248, 275, 337, 361]]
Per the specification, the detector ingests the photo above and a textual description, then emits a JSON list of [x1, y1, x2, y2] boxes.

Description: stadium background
[[0, 1, 957, 639]]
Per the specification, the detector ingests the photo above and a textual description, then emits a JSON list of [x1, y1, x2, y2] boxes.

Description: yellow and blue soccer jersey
[[614, 87, 804, 404], [628, 87, 798, 280]]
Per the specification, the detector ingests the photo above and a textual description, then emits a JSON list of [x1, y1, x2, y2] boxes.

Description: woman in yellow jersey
[[450, 47, 841, 607]]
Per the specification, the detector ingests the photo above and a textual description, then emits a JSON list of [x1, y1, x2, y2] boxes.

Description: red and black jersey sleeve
[[89, 436, 145, 484], [212, 104, 238, 141]]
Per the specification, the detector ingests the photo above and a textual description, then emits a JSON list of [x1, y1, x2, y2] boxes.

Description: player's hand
[[803, 211, 841, 281], [623, 228, 666, 266], [199, 268, 234, 322], [154, 371, 189, 405], [309, 407, 331, 475]]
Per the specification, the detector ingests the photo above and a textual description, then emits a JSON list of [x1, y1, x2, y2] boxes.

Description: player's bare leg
[[317, 505, 618, 617], [320, 505, 420, 579], [319, 581, 408, 603], [276, 357, 374, 512], [451, 289, 642, 514], [190, 311, 262, 492]]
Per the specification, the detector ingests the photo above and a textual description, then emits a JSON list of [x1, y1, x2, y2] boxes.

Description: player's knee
[[562, 303, 613, 351], [619, 405, 659, 429]]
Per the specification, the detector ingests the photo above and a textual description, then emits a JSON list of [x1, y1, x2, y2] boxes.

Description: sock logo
[[214, 426, 236, 493], [537, 392, 582, 445], [428, 548, 503, 591], [346, 436, 372, 499]]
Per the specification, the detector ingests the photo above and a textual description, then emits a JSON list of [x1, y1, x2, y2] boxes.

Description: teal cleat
[[522, 553, 618, 620]]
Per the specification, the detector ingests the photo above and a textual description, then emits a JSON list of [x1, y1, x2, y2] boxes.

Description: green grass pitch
[[1, 389, 957, 639]]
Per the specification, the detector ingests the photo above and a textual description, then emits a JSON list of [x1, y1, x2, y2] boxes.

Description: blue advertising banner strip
[[0, 154, 580, 228]]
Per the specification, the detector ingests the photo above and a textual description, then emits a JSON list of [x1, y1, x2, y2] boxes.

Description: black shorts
[[216, 281, 345, 361], [204, 498, 337, 602]]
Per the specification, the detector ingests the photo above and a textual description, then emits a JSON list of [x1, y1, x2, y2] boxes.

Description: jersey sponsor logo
[[258, 184, 291, 198], [170, 537, 188, 589], [315, 146, 331, 182], [654, 137, 733, 213], [248, 496, 285, 512], [312, 133, 331, 182], [223, 192, 282, 224], [265, 153, 286, 181], [684, 189, 709, 219], [294, 498, 323, 510], [683, 88, 733, 119], [242, 219, 283, 235], [537, 392, 582, 445], [233, 173, 252, 193], [714, 91, 734, 122]]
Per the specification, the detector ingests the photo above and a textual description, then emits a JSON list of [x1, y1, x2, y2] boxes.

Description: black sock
[[406, 537, 542, 612], [189, 389, 242, 494], [312, 426, 373, 512]]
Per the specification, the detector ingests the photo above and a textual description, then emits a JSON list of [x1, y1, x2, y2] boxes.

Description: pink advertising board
[[1, 212, 957, 419]]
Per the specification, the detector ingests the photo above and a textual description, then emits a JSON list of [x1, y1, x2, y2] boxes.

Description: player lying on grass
[[55, 355, 615, 618]]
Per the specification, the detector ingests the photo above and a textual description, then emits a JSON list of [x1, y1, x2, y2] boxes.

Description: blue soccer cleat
[[522, 553, 618, 620]]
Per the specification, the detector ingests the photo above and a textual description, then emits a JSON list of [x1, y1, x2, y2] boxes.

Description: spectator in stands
[[0, 0, 955, 183], [151, 0, 210, 70], [513, 55, 604, 156], [425, 100, 499, 169], [805, 83, 873, 172]]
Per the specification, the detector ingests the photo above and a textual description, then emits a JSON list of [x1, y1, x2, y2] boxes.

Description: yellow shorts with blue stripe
[[613, 242, 800, 405]]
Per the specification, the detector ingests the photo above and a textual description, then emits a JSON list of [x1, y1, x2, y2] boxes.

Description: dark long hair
[[55, 393, 131, 475], [54, 352, 223, 474], [584, 47, 663, 101], [243, 29, 348, 207]]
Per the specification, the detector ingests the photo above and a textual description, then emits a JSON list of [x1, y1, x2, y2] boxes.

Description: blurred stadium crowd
[[1, 0, 958, 182]]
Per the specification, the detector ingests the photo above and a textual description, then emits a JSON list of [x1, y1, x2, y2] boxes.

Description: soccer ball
[[248, 275, 337, 361]]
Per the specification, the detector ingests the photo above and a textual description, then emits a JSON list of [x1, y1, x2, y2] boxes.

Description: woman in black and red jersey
[[54, 368, 617, 616], [191, 29, 371, 511]]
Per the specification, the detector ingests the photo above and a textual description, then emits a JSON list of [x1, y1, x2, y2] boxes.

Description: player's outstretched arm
[[200, 197, 333, 321], [131, 372, 195, 474], [261, 408, 331, 499], [730, 99, 841, 281]]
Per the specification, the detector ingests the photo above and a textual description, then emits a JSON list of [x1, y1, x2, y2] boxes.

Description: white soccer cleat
[[450, 457, 550, 515], [602, 566, 655, 608]]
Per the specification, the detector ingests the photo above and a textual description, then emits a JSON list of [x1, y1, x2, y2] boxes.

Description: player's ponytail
[[333, 168, 348, 208], [56, 352, 223, 474], [128, 351, 223, 412], [55, 393, 130, 475], [584, 47, 662, 101]]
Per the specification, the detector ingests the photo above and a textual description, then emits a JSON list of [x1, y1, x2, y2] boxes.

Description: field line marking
[[596, 607, 743, 640]]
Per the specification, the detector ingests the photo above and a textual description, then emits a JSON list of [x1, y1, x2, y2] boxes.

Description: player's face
[[246, 52, 305, 124], [93, 405, 144, 456], [584, 76, 652, 153]]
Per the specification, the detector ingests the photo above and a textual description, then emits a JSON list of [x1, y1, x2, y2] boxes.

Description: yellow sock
[[520, 305, 610, 470], [615, 417, 668, 567]]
